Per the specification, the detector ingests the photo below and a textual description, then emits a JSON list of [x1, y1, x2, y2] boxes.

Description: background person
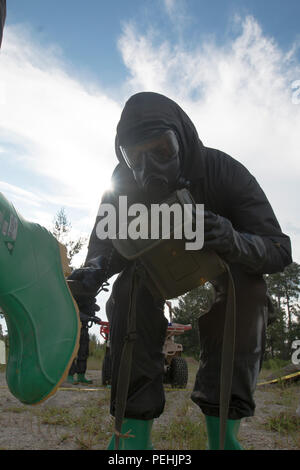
[[67, 311, 94, 385]]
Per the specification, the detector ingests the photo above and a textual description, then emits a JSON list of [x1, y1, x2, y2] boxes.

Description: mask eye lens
[[120, 146, 139, 169], [120, 130, 179, 169], [154, 143, 172, 161]]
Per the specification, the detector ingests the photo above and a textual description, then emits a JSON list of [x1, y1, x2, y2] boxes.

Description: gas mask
[[119, 129, 181, 202]]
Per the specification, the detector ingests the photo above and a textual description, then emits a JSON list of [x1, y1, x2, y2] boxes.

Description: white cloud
[[0, 180, 43, 207], [164, 0, 176, 13], [0, 25, 121, 228], [163, 0, 190, 34], [0, 14, 299, 266], [1, 13, 300, 339], [118, 15, 300, 261]]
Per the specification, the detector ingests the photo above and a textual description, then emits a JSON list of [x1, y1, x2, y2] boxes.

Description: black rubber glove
[[68, 266, 106, 295], [76, 296, 100, 316], [68, 256, 108, 315], [68, 269, 104, 313], [204, 210, 268, 272], [79, 310, 101, 327]]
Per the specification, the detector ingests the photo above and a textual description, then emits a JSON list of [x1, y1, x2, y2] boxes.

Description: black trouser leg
[[68, 324, 90, 375], [108, 267, 168, 420], [191, 267, 268, 419]]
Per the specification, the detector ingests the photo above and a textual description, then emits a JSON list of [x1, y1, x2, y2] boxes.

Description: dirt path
[[0, 365, 299, 451]]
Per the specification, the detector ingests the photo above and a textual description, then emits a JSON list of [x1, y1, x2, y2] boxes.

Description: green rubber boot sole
[[107, 418, 154, 450], [0, 192, 80, 405]]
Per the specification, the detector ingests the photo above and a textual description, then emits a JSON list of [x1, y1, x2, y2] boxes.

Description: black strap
[[114, 263, 139, 450], [219, 263, 236, 450]]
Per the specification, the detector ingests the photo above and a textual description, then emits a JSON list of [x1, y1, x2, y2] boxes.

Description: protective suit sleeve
[[84, 188, 130, 279], [204, 210, 270, 273], [223, 160, 292, 274]]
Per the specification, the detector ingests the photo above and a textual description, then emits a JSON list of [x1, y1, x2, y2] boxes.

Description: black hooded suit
[[85, 92, 292, 420]]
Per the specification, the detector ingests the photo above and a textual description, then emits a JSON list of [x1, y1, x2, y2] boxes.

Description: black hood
[[115, 92, 205, 182]]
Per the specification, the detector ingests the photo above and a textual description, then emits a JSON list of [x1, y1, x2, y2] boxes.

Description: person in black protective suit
[[67, 311, 94, 385], [69, 92, 292, 450]]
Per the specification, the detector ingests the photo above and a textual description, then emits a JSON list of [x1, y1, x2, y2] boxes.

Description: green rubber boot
[[77, 373, 93, 384], [0, 192, 80, 405], [67, 375, 77, 384], [205, 415, 244, 450], [107, 419, 154, 450]]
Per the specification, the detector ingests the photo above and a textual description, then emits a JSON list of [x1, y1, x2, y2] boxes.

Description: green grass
[[262, 358, 290, 371], [264, 411, 300, 434], [31, 398, 113, 450], [35, 406, 74, 426], [263, 410, 300, 447], [87, 355, 103, 371], [153, 416, 207, 450], [258, 381, 300, 448], [2, 405, 29, 414]]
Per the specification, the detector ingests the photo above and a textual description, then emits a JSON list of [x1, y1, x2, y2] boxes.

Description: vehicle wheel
[[169, 357, 188, 389], [101, 349, 112, 386]]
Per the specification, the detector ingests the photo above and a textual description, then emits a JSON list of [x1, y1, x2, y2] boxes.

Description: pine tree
[[52, 208, 87, 267], [171, 283, 214, 359], [265, 262, 300, 360]]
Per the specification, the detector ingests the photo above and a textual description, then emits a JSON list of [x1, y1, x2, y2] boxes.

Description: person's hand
[[68, 266, 105, 294], [76, 296, 100, 316], [67, 265, 106, 315], [203, 210, 268, 272], [203, 210, 235, 255], [79, 306, 100, 324]]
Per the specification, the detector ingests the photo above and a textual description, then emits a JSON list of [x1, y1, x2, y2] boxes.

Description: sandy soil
[[0, 366, 299, 451]]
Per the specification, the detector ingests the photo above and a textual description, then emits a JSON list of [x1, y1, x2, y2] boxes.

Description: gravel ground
[[0, 364, 299, 451]]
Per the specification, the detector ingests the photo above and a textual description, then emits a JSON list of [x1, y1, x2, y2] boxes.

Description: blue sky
[[6, 1, 300, 87], [1, 0, 300, 335]]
